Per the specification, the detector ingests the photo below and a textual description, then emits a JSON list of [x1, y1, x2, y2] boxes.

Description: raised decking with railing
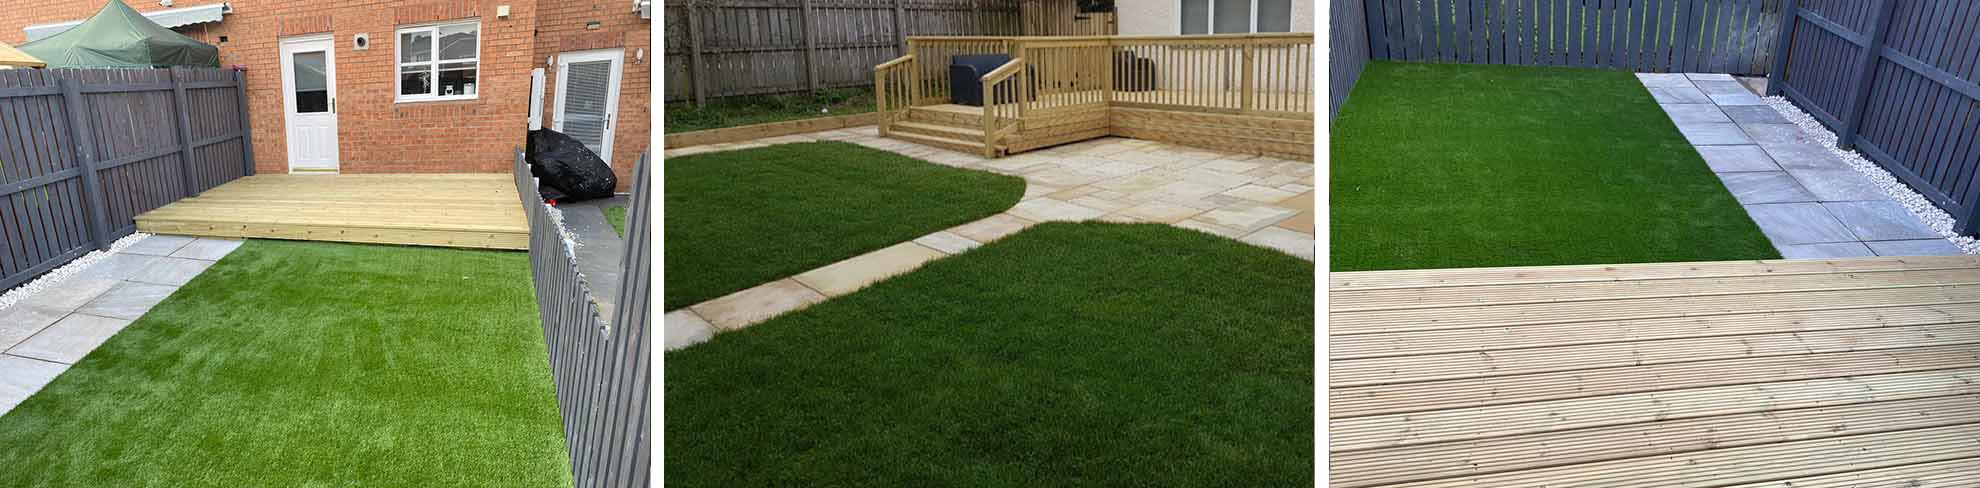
[[874, 33, 1316, 159]]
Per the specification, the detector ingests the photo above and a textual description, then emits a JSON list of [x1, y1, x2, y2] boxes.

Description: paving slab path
[[663, 131, 1315, 350], [1640, 72, 1965, 259], [561, 195, 629, 321], [0, 235, 240, 416]]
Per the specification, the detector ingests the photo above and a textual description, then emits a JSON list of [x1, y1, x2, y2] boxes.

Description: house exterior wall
[[1116, 0, 1314, 36], [0, 0, 646, 191]]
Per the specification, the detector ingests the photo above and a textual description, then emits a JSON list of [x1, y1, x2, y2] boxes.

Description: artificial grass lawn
[[663, 141, 1024, 310], [604, 205, 628, 237], [1330, 61, 1779, 271], [666, 88, 875, 133], [0, 240, 568, 487], [666, 222, 1315, 486]]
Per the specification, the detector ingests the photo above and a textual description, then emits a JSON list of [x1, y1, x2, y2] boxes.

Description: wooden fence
[[516, 150, 651, 488], [1770, 0, 1980, 234], [1363, 0, 1786, 75], [0, 67, 252, 291], [664, 0, 1024, 104], [1333, 0, 1372, 120]]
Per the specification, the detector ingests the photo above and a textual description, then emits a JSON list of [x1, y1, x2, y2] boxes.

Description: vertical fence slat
[[1838, 0, 1900, 149]]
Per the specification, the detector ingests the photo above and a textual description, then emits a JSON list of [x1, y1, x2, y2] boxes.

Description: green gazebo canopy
[[18, 1, 219, 69]]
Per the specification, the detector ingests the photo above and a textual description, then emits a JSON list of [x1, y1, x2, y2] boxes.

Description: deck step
[[906, 106, 982, 127], [883, 130, 989, 155], [891, 121, 986, 142]]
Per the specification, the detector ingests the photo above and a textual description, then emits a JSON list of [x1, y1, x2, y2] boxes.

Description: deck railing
[[873, 55, 916, 135]]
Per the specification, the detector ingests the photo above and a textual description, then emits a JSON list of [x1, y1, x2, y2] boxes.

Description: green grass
[[666, 222, 1314, 486], [0, 240, 569, 487], [1330, 61, 1778, 271], [604, 206, 627, 237], [663, 141, 1025, 310], [666, 88, 875, 133]]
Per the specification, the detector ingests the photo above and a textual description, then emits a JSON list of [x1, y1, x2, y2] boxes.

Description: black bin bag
[[525, 129, 618, 202]]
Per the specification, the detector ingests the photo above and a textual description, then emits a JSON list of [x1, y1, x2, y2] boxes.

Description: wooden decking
[[136, 174, 528, 250], [1330, 256, 1980, 487]]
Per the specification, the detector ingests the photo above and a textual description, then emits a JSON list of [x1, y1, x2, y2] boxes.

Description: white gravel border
[[0, 233, 153, 312], [1764, 96, 1980, 254]]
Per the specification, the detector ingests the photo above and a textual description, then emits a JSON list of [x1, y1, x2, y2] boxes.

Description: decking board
[[135, 174, 529, 250], [1331, 256, 1980, 487]]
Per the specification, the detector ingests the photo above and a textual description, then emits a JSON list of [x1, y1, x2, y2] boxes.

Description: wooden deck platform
[[1330, 256, 1980, 487], [136, 174, 528, 250]]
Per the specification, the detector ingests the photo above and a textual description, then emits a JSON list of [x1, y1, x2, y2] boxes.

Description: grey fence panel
[[0, 67, 251, 291], [1367, 0, 1786, 76], [517, 150, 651, 488], [1773, 0, 1980, 235], [664, 0, 1023, 104], [1334, 0, 1372, 121]]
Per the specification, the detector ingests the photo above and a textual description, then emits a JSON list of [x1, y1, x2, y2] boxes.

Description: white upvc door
[[553, 48, 624, 165], [280, 35, 339, 172]]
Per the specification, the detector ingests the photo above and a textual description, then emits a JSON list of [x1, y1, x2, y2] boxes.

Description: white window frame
[[1178, 0, 1293, 34], [394, 19, 481, 103]]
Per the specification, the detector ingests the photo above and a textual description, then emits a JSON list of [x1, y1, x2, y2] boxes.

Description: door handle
[[331, 97, 336, 113]]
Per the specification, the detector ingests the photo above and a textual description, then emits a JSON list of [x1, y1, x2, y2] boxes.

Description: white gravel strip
[[1764, 96, 1980, 254], [0, 233, 153, 312]]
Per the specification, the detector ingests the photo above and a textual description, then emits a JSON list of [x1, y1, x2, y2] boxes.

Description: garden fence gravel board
[[1361, 0, 1785, 75], [517, 149, 651, 488], [0, 67, 252, 291]]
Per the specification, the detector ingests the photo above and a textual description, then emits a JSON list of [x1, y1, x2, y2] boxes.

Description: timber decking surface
[[135, 174, 529, 250], [1330, 256, 1980, 488]]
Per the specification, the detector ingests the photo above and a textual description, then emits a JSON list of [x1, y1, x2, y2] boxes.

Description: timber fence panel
[[1364, 0, 1786, 76]]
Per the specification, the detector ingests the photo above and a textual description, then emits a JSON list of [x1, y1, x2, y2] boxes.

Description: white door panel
[[553, 48, 623, 165], [282, 36, 338, 172]]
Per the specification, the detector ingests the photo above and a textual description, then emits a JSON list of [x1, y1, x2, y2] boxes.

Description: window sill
[[395, 94, 480, 104]]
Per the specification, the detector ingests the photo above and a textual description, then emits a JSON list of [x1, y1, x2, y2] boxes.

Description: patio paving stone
[[1696, 145, 1782, 173], [1705, 91, 1766, 106], [1239, 227, 1315, 261], [689, 279, 828, 332], [1194, 204, 1299, 233], [1719, 172, 1818, 204], [19, 277, 118, 312], [1222, 184, 1298, 203], [1275, 191, 1316, 233], [1637, 73, 1694, 87], [1174, 218, 1248, 238], [164, 238, 244, 261], [793, 242, 948, 297], [1091, 173, 1181, 194], [70, 253, 160, 281], [1693, 79, 1752, 95], [1020, 184, 1061, 200], [118, 235, 195, 256], [1776, 242, 1878, 259], [663, 310, 716, 351], [1686, 73, 1738, 82], [76, 282, 178, 320], [1109, 201, 1206, 224], [1740, 124, 1810, 145], [1134, 180, 1231, 203], [946, 213, 1037, 243], [1008, 197, 1107, 222], [7, 314, 134, 364], [126, 257, 217, 287], [0, 354, 67, 415], [1762, 142, 1850, 171], [1176, 167, 1259, 189], [1786, 167, 1887, 202], [1677, 123, 1755, 145], [0, 306, 67, 351], [1660, 104, 1732, 124], [1743, 203, 1858, 245], [1822, 201, 1941, 241], [1200, 159, 1264, 173], [1721, 105, 1791, 124], [1649, 86, 1712, 104], [912, 231, 983, 255], [1867, 239, 1966, 256]]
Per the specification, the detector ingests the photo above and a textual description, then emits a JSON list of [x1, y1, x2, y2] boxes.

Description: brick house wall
[[533, 0, 651, 184], [0, 0, 646, 191]]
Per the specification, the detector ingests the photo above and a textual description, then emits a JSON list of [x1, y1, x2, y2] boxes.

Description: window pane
[[291, 51, 326, 92], [1257, 0, 1292, 32], [438, 24, 477, 61], [400, 65, 431, 96], [438, 61, 477, 97], [1214, 0, 1251, 33], [1180, 0, 1210, 35], [400, 30, 431, 63]]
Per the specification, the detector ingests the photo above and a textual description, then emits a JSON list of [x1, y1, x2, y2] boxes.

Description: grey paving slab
[[1649, 86, 1713, 104], [71, 253, 161, 281], [0, 354, 67, 415], [1786, 167, 1887, 202], [664, 310, 715, 351], [1661, 104, 1732, 124], [1867, 239, 1966, 256], [7, 314, 134, 364], [126, 257, 216, 287], [19, 278, 118, 313], [119, 235, 195, 256], [1721, 105, 1791, 124], [1638, 73, 1694, 87], [1744, 203, 1858, 245], [1696, 145, 1781, 173], [1762, 143, 1850, 171], [0, 306, 67, 351], [1678, 123, 1755, 145], [1687, 73, 1738, 82], [1719, 172, 1818, 204], [1777, 242, 1878, 259], [1694, 80, 1753, 96], [76, 282, 178, 320], [167, 238, 243, 261], [1823, 201, 1942, 241], [563, 197, 627, 322], [1740, 124, 1811, 145], [1707, 91, 1767, 106]]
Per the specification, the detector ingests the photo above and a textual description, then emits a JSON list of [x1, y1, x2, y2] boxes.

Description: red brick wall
[[2, 0, 643, 189]]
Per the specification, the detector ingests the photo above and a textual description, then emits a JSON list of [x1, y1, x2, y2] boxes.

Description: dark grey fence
[[664, 0, 1023, 105], [515, 150, 651, 488], [0, 67, 253, 291], [1770, 0, 1980, 234], [1363, 0, 1786, 75], [1334, 0, 1372, 120]]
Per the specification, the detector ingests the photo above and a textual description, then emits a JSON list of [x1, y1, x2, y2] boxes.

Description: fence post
[[686, 0, 707, 107], [1765, 0, 1798, 96], [1240, 37, 1255, 112], [1837, 0, 1898, 150], [233, 69, 256, 176], [59, 78, 112, 251], [801, 0, 820, 93], [169, 67, 200, 197], [894, 0, 908, 56]]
